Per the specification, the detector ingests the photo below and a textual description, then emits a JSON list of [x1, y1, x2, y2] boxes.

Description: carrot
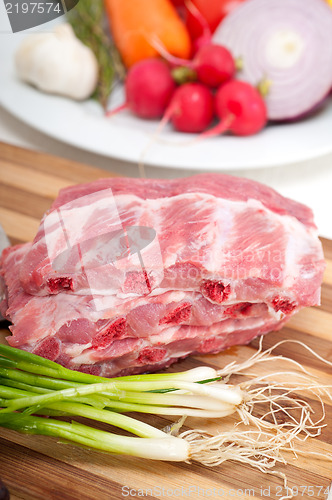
[[104, 0, 192, 68]]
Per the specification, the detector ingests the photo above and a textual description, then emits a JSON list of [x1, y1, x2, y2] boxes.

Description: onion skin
[[271, 94, 330, 124], [213, 0, 332, 121]]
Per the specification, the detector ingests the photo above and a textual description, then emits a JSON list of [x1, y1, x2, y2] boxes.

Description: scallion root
[[178, 338, 332, 497]]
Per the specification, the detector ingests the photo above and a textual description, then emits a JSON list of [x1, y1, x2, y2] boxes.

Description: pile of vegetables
[[103, 0, 332, 136], [1, 340, 332, 494], [107, 50, 267, 137], [14, 0, 332, 135]]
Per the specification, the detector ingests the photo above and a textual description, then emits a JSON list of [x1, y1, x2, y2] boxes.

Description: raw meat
[[1, 244, 288, 377], [0, 174, 325, 377]]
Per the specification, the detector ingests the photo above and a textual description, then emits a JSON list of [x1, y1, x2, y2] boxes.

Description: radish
[[204, 80, 267, 137], [162, 82, 214, 133], [193, 44, 235, 88], [107, 58, 176, 119], [213, 0, 332, 120], [151, 38, 235, 88]]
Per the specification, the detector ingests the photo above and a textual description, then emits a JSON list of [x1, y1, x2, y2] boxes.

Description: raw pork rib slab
[[0, 174, 325, 377]]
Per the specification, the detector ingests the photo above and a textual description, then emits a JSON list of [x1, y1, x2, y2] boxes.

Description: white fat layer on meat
[[86, 290, 189, 318], [211, 201, 235, 272], [44, 189, 122, 262], [283, 216, 322, 290], [64, 342, 92, 357], [267, 305, 284, 321]]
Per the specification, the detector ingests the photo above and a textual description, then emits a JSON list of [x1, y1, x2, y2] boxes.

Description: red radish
[[162, 83, 214, 132], [194, 44, 235, 87], [152, 39, 235, 88], [204, 80, 267, 137], [107, 58, 176, 119]]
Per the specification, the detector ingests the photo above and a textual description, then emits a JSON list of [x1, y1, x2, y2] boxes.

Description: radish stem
[[184, 0, 212, 42], [106, 102, 127, 117], [199, 114, 235, 139]]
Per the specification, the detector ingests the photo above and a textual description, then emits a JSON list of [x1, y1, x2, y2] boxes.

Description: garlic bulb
[[15, 24, 99, 101]]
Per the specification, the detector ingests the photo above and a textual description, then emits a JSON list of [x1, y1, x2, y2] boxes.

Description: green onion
[[0, 413, 189, 461], [0, 345, 240, 461], [1, 342, 329, 477]]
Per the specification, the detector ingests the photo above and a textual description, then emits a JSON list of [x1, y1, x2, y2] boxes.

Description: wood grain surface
[[0, 142, 331, 500]]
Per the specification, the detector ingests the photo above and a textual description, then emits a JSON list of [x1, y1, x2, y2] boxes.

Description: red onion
[[213, 0, 332, 121]]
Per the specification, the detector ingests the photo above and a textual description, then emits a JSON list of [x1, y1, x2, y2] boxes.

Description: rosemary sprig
[[66, 0, 125, 110]]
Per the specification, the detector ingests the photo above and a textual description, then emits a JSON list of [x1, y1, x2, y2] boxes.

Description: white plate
[[1, 29, 332, 170]]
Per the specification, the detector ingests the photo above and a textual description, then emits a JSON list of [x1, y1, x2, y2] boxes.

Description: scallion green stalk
[[0, 384, 165, 438]]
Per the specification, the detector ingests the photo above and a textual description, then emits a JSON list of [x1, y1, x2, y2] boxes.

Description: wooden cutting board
[[0, 142, 331, 500]]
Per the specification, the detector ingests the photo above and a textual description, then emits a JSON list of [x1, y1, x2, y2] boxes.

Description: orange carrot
[[104, 0, 192, 68]]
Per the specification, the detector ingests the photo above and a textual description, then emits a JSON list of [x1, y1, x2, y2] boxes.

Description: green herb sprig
[[66, 0, 125, 110]]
